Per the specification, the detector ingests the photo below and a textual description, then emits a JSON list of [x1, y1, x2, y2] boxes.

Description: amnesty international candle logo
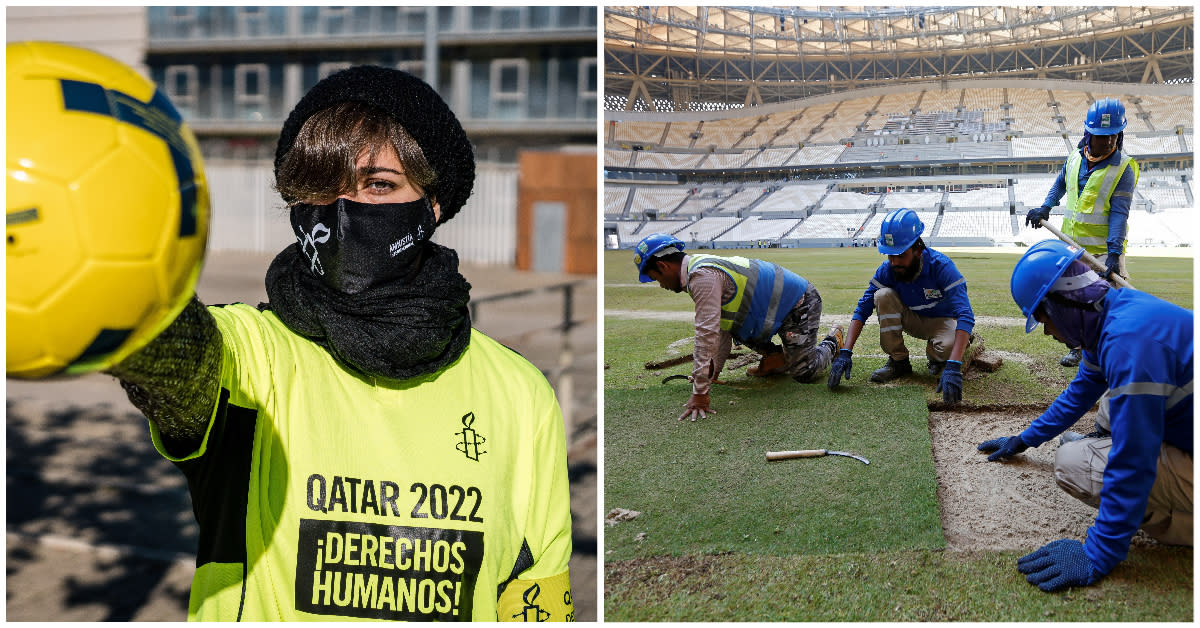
[[512, 582, 551, 621], [455, 412, 486, 461], [295, 518, 484, 620]]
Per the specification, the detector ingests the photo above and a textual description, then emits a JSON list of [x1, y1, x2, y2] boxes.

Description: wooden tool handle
[[1040, 221, 1134, 289], [766, 449, 825, 461]]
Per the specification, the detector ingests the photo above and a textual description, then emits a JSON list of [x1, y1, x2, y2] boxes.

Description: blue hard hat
[[878, 208, 924, 255], [1084, 98, 1126, 136], [634, 233, 685, 282], [1010, 239, 1086, 333]]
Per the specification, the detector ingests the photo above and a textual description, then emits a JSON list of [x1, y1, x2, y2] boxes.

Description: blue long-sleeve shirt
[[1019, 288, 1193, 575], [1041, 148, 1136, 254], [851, 247, 975, 335]]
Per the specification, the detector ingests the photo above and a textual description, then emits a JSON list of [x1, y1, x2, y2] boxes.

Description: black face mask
[[289, 197, 436, 294]]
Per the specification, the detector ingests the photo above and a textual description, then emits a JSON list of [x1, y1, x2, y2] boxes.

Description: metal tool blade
[[827, 450, 870, 465]]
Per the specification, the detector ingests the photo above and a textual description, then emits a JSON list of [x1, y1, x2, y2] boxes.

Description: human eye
[[366, 178, 395, 191], [360, 177, 398, 197]]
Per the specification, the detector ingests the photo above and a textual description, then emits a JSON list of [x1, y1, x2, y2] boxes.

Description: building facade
[[146, 6, 598, 164]]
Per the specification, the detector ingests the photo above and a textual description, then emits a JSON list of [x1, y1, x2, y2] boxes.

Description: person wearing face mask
[[977, 240, 1192, 592], [826, 208, 976, 404], [1025, 98, 1139, 368], [106, 66, 574, 621]]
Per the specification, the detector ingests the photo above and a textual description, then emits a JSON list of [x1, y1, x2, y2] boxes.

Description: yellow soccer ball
[[7, 41, 210, 378]]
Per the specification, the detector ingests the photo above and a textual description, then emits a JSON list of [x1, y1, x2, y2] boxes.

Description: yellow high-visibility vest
[[1062, 150, 1139, 255], [688, 253, 807, 344]]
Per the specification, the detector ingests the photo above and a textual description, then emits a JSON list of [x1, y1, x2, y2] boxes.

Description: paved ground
[[6, 251, 598, 621]]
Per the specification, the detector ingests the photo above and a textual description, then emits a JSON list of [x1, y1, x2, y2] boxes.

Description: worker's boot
[[818, 324, 845, 355], [1060, 348, 1082, 367], [870, 357, 912, 383], [747, 351, 787, 377], [927, 360, 946, 377]]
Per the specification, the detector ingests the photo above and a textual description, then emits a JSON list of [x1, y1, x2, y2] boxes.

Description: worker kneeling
[[979, 239, 1192, 592], [634, 234, 843, 422], [827, 208, 976, 404]]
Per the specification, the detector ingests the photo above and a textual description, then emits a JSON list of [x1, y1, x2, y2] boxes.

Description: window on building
[[208, 7, 238, 38], [235, 6, 287, 37], [470, 7, 492, 30], [555, 59, 579, 120], [437, 6, 456, 31], [375, 6, 398, 33], [301, 6, 351, 35], [234, 63, 269, 120], [320, 6, 349, 34], [491, 59, 527, 120], [400, 7, 426, 33], [238, 6, 264, 37], [526, 60, 549, 119], [166, 6, 195, 38], [530, 6, 552, 29], [497, 7, 522, 30], [559, 6, 585, 28], [578, 57, 598, 118], [164, 65, 199, 117]]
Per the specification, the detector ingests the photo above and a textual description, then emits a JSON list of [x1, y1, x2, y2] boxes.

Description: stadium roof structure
[[605, 6, 1194, 111]]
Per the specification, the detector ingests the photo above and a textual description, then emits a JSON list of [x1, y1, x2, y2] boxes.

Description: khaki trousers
[[1054, 393, 1193, 546], [874, 287, 957, 363]]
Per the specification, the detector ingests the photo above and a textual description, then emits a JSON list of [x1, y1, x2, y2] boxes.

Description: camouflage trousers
[[746, 283, 833, 383]]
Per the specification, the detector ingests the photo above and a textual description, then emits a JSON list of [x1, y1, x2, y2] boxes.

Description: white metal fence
[[203, 160, 520, 266]]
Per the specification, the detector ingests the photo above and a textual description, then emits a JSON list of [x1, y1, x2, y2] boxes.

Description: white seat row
[[787, 212, 869, 238], [715, 216, 802, 242], [754, 185, 829, 213], [937, 210, 1014, 238], [945, 188, 1006, 209], [882, 191, 942, 209]]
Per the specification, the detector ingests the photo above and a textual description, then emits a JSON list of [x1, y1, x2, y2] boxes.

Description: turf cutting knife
[[766, 449, 870, 465]]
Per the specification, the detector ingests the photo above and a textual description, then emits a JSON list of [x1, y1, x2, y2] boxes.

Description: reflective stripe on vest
[[688, 254, 807, 344], [1062, 150, 1139, 255]]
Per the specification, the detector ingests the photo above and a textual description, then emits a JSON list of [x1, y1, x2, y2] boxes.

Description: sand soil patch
[[930, 407, 1160, 552]]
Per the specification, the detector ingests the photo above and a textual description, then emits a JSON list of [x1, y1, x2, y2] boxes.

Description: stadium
[[602, 6, 1194, 621], [603, 6, 1193, 251]]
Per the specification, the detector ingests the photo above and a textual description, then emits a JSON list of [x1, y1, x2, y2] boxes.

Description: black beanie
[[274, 66, 475, 224]]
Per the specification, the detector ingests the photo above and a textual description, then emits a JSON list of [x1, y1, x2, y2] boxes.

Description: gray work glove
[[977, 434, 1029, 461]]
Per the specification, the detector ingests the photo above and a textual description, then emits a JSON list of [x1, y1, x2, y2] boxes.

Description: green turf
[[604, 547, 1193, 622], [604, 246, 1193, 621], [605, 376, 942, 560]]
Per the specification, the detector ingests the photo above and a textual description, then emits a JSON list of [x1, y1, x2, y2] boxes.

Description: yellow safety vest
[[149, 303, 574, 621], [1062, 150, 1139, 255], [687, 254, 807, 344]]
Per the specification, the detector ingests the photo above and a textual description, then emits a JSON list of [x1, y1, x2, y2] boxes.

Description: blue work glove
[[1103, 254, 1121, 280], [1016, 539, 1102, 592], [1025, 205, 1051, 228], [977, 434, 1030, 462], [936, 359, 963, 403], [827, 349, 853, 389]]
